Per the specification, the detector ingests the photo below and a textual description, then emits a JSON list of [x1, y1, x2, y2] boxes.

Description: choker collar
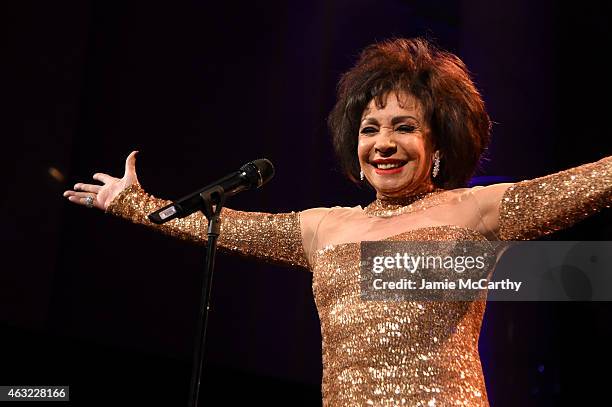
[[363, 188, 446, 217]]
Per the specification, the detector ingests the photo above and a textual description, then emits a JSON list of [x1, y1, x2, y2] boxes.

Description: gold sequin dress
[[107, 156, 611, 406]]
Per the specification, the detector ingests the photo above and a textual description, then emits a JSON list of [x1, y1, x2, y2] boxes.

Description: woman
[[63, 38, 612, 406]]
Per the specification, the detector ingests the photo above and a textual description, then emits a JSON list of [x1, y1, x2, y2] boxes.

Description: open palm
[[63, 151, 140, 211]]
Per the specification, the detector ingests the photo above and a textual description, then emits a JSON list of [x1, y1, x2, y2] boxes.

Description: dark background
[[3, 0, 612, 406]]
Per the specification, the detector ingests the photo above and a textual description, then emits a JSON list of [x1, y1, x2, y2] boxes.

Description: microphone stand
[[188, 185, 225, 407]]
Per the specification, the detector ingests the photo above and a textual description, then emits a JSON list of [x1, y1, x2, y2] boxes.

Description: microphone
[[148, 158, 275, 224]]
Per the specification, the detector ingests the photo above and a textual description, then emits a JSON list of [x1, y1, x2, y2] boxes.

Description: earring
[[432, 150, 440, 178], [360, 170, 365, 181]]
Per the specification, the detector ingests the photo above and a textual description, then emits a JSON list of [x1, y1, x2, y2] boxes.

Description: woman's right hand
[[63, 151, 140, 211]]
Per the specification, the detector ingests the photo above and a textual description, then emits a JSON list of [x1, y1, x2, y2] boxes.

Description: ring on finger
[[84, 195, 95, 208]]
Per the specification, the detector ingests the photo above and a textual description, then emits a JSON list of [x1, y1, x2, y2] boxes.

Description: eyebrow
[[360, 115, 420, 126]]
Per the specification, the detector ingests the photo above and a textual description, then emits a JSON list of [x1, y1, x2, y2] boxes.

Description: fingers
[[65, 193, 98, 208], [63, 183, 100, 200], [71, 183, 101, 194], [63, 190, 97, 198], [92, 172, 116, 184]]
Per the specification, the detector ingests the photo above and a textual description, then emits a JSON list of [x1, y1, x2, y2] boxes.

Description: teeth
[[377, 163, 401, 169]]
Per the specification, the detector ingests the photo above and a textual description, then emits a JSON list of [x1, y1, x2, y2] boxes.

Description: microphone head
[[240, 158, 275, 188]]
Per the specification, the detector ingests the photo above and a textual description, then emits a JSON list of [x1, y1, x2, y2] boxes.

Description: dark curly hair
[[327, 37, 492, 189]]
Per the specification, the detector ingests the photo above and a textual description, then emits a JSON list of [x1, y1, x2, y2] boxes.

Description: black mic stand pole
[[188, 185, 226, 407]]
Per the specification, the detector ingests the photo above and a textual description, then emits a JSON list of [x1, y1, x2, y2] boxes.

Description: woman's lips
[[372, 163, 406, 175]]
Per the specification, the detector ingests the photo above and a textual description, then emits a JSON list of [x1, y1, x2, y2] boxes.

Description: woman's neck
[[375, 183, 439, 202]]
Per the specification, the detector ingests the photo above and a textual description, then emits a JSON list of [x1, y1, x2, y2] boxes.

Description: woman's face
[[358, 90, 436, 199]]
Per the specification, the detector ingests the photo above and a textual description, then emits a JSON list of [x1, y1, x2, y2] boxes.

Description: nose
[[374, 127, 397, 155]]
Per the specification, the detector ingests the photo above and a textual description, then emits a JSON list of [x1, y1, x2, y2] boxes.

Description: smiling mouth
[[373, 162, 405, 169], [370, 160, 408, 174]]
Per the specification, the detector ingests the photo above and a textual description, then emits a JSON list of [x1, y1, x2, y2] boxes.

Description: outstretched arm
[[106, 183, 311, 270], [63, 151, 314, 270], [470, 155, 612, 240]]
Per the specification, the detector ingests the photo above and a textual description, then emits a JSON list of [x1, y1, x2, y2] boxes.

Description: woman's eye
[[360, 127, 378, 134], [396, 125, 416, 133]]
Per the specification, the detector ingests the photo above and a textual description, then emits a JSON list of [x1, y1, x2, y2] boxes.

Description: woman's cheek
[[357, 139, 370, 158]]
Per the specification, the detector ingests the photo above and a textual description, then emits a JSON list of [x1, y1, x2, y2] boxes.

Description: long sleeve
[[105, 183, 310, 270], [497, 155, 612, 240]]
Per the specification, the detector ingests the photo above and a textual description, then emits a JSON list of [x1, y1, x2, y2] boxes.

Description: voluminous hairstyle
[[328, 37, 492, 189]]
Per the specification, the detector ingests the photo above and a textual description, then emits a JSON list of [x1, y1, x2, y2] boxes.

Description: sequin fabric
[[105, 156, 611, 406], [106, 183, 309, 269], [312, 227, 491, 406], [499, 155, 611, 240]]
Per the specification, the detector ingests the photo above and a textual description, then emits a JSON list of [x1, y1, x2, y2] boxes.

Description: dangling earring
[[432, 150, 440, 178], [360, 169, 365, 181]]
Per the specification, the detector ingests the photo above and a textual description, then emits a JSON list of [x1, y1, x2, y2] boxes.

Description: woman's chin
[[373, 178, 433, 197], [371, 175, 416, 195], [373, 184, 413, 197]]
